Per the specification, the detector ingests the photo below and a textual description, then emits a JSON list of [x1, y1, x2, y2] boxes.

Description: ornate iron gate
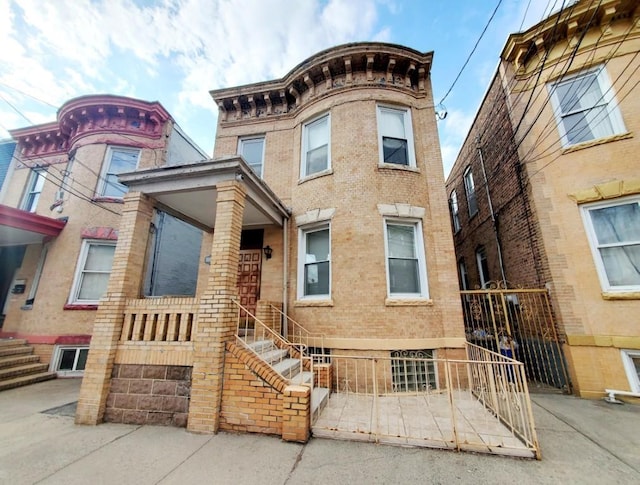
[[460, 287, 571, 393]]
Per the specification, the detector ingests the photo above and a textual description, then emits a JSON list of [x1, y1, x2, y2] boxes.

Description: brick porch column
[[188, 180, 246, 433], [75, 192, 154, 425]]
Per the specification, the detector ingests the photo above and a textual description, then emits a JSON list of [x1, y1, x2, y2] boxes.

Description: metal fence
[[461, 288, 570, 392], [312, 344, 539, 459]]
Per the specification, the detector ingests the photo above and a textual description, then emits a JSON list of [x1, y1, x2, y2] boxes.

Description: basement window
[[391, 350, 436, 392], [308, 346, 331, 364], [51, 346, 89, 376], [621, 350, 640, 393]]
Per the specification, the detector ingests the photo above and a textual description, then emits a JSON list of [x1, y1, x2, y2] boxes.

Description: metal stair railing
[[269, 304, 326, 361], [232, 299, 312, 383]]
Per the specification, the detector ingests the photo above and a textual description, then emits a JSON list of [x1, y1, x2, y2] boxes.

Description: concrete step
[[0, 371, 57, 392], [311, 387, 330, 423], [0, 363, 50, 380], [247, 340, 276, 354], [0, 345, 33, 358], [272, 358, 301, 379], [259, 348, 289, 365], [0, 354, 40, 369], [290, 371, 314, 386], [0, 338, 28, 348]]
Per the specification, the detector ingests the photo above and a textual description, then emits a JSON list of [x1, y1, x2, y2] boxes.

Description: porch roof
[[118, 156, 291, 230], [0, 204, 67, 247]]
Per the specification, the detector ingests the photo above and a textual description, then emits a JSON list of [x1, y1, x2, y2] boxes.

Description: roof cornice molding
[[502, 0, 638, 69], [10, 95, 173, 159], [210, 42, 433, 124]]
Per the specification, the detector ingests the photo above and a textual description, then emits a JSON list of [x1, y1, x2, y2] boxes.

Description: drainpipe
[[282, 216, 289, 339], [476, 137, 507, 284]]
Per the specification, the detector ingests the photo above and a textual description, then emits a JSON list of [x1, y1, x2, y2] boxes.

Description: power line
[[438, 0, 503, 106]]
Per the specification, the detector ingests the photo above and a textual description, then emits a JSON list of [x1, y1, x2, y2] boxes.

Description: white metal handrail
[[269, 303, 326, 358], [232, 299, 311, 383]]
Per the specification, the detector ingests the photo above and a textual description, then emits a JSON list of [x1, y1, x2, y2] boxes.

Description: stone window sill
[[92, 196, 124, 204], [377, 163, 420, 173], [64, 303, 99, 310], [562, 132, 633, 154], [298, 169, 333, 185], [602, 291, 640, 301], [385, 298, 433, 307], [294, 299, 334, 307]]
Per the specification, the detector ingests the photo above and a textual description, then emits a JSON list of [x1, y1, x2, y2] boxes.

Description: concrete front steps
[[246, 339, 329, 422], [0, 339, 56, 391]]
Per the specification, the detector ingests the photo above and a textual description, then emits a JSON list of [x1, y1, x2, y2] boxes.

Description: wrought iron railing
[[461, 288, 570, 391]]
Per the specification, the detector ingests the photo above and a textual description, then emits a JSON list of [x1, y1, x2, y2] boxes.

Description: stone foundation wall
[[105, 364, 191, 427]]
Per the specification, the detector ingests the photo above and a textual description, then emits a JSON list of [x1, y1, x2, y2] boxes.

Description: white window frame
[[458, 259, 469, 290], [21, 169, 46, 212], [476, 246, 489, 288], [621, 349, 640, 393], [50, 345, 90, 377], [450, 189, 461, 232], [297, 223, 331, 300], [580, 195, 640, 292], [98, 146, 141, 197], [376, 104, 416, 167], [383, 219, 429, 299], [68, 239, 116, 304], [464, 167, 478, 217], [238, 136, 265, 178], [549, 66, 626, 147], [301, 113, 331, 178]]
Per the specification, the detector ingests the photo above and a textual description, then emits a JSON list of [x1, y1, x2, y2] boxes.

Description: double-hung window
[[450, 189, 461, 232], [621, 350, 640, 393], [581, 197, 640, 291], [99, 147, 140, 197], [476, 246, 490, 288], [377, 105, 416, 167], [298, 224, 331, 299], [464, 167, 478, 216], [549, 66, 625, 147], [384, 220, 428, 298], [301, 114, 330, 177], [22, 169, 46, 212], [239, 136, 265, 177], [69, 240, 116, 304]]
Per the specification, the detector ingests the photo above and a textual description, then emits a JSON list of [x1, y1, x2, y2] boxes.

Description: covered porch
[[75, 157, 290, 433]]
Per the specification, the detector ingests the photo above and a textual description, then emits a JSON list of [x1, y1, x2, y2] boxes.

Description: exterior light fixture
[[263, 245, 273, 260]]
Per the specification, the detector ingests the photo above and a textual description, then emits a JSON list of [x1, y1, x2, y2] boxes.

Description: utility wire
[[438, 0, 503, 106]]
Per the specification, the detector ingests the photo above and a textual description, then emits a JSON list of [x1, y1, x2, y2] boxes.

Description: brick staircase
[[245, 338, 330, 422], [0, 339, 56, 391]]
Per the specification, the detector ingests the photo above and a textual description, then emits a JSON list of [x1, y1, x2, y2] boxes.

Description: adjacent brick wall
[[104, 364, 191, 427]]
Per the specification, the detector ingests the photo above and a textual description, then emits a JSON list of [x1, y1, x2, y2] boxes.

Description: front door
[[237, 249, 262, 315]]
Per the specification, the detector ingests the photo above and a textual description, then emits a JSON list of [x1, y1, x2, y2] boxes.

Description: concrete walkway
[[1, 379, 639, 484]]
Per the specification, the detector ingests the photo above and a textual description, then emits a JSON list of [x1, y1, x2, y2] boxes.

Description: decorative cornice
[[9, 95, 172, 159], [502, 0, 638, 70], [211, 42, 433, 124]]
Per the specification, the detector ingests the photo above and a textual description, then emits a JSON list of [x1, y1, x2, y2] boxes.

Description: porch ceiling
[[118, 157, 290, 230], [0, 204, 67, 247]]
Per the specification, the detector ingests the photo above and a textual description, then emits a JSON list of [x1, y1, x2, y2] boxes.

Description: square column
[[188, 180, 247, 433], [76, 192, 154, 425]]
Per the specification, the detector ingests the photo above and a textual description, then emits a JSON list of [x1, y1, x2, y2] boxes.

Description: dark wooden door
[[237, 249, 262, 315]]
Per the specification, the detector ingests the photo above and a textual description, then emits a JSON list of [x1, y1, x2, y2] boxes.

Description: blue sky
[[0, 0, 552, 176]]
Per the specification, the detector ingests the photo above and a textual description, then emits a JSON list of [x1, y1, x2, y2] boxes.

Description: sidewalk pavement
[[1, 378, 639, 485]]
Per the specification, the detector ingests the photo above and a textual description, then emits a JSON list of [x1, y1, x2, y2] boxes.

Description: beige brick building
[[0, 95, 206, 380], [73, 42, 467, 436], [446, 0, 640, 400]]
